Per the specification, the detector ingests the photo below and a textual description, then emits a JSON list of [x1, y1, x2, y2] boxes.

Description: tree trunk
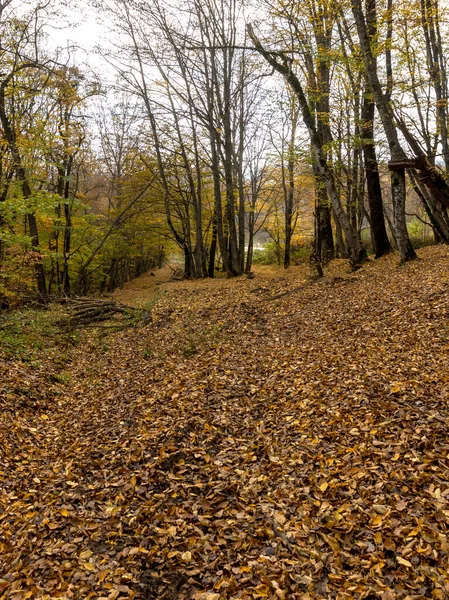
[[361, 89, 391, 257], [333, 209, 347, 258], [314, 168, 335, 263], [409, 169, 449, 243], [246, 222, 254, 273], [208, 217, 218, 278], [210, 132, 232, 277], [183, 244, 193, 279], [391, 168, 416, 262], [284, 107, 299, 268]]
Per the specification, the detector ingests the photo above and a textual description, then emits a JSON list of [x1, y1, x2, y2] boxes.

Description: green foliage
[[407, 218, 435, 249], [252, 241, 281, 265], [291, 243, 311, 263], [252, 241, 310, 265]]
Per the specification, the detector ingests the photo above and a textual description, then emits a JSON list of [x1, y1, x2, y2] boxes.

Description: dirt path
[[1, 248, 449, 599], [112, 265, 174, 307]]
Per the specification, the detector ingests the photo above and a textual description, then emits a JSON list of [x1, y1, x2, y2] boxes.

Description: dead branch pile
[[57, 298, 137, 331]]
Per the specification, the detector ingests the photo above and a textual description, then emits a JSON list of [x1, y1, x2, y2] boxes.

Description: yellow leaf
[[319, 482, 329, 492], [274, 512, 286, 525], [181, 550, 192, 562], [79, 550, 93, 560], [83, 562, 96, 571], [254, 583, 270, 597], [98, 570, 109, 582], [370, 515, 383, 527], [60, 509, 69, 517], [397, 556, 412, 567]]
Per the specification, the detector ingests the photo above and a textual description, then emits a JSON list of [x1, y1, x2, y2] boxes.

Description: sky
[[45, 4, 108, 77]]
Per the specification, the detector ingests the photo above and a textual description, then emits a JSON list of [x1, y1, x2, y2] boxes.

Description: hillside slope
[[1, 247, 449, 599]]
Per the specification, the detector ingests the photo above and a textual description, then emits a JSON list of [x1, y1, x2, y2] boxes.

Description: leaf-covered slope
[[1, 247, 449, 599]]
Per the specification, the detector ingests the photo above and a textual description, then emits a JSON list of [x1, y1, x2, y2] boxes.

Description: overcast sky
[[46, 4, 107, 76]]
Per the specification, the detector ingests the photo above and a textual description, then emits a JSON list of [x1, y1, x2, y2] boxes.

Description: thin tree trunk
[[284, 107, 299, 268], [208, 217, 218, 278]]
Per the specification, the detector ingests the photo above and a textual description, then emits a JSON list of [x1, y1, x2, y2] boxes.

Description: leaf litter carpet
[[1, 247, 449, 599]]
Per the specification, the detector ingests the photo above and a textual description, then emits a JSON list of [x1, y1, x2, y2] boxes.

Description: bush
[[252, 241, 281, 265], [407, 218, 435, 249], [291, 243, 311, 263], [252, 241, 311, 266]]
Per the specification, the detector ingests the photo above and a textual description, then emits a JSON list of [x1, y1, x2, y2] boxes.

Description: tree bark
[[361, 88, 392, 257]]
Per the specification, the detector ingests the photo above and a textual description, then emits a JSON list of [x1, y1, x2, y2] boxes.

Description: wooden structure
[[388, 158, 420, 171]]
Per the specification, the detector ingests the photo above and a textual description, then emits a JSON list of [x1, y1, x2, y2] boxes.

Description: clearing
[[1, 247, 449, 599]]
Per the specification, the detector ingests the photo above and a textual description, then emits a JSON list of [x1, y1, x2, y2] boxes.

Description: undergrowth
[[0, 305, 78, 362]]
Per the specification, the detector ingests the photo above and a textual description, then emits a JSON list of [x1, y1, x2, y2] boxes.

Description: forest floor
[[1, 247, 449, 600]]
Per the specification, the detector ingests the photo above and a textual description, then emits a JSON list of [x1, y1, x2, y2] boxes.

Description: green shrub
[[252, 241, 281, 265], [291, 243, 311, 263], [407, 218, 435, 249]]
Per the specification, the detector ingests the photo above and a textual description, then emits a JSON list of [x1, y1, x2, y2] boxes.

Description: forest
[[1, 0, 449, 300], [1, 0, 449, 598]]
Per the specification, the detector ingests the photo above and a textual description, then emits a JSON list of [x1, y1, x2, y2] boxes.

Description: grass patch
[[0, 304, 78, 362]]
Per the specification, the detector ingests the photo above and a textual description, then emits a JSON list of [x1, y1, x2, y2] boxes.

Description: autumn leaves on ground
[[1, 248, 449, 600]]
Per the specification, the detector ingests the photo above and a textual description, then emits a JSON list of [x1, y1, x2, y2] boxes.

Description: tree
[[247, 23, 366, 268], [336, 6, 392, 257], [351, 0, 417, 262], [0, 5, 55, 295]]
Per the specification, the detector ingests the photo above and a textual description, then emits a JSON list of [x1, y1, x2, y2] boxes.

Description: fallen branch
[[56, 298, 142, 331]]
